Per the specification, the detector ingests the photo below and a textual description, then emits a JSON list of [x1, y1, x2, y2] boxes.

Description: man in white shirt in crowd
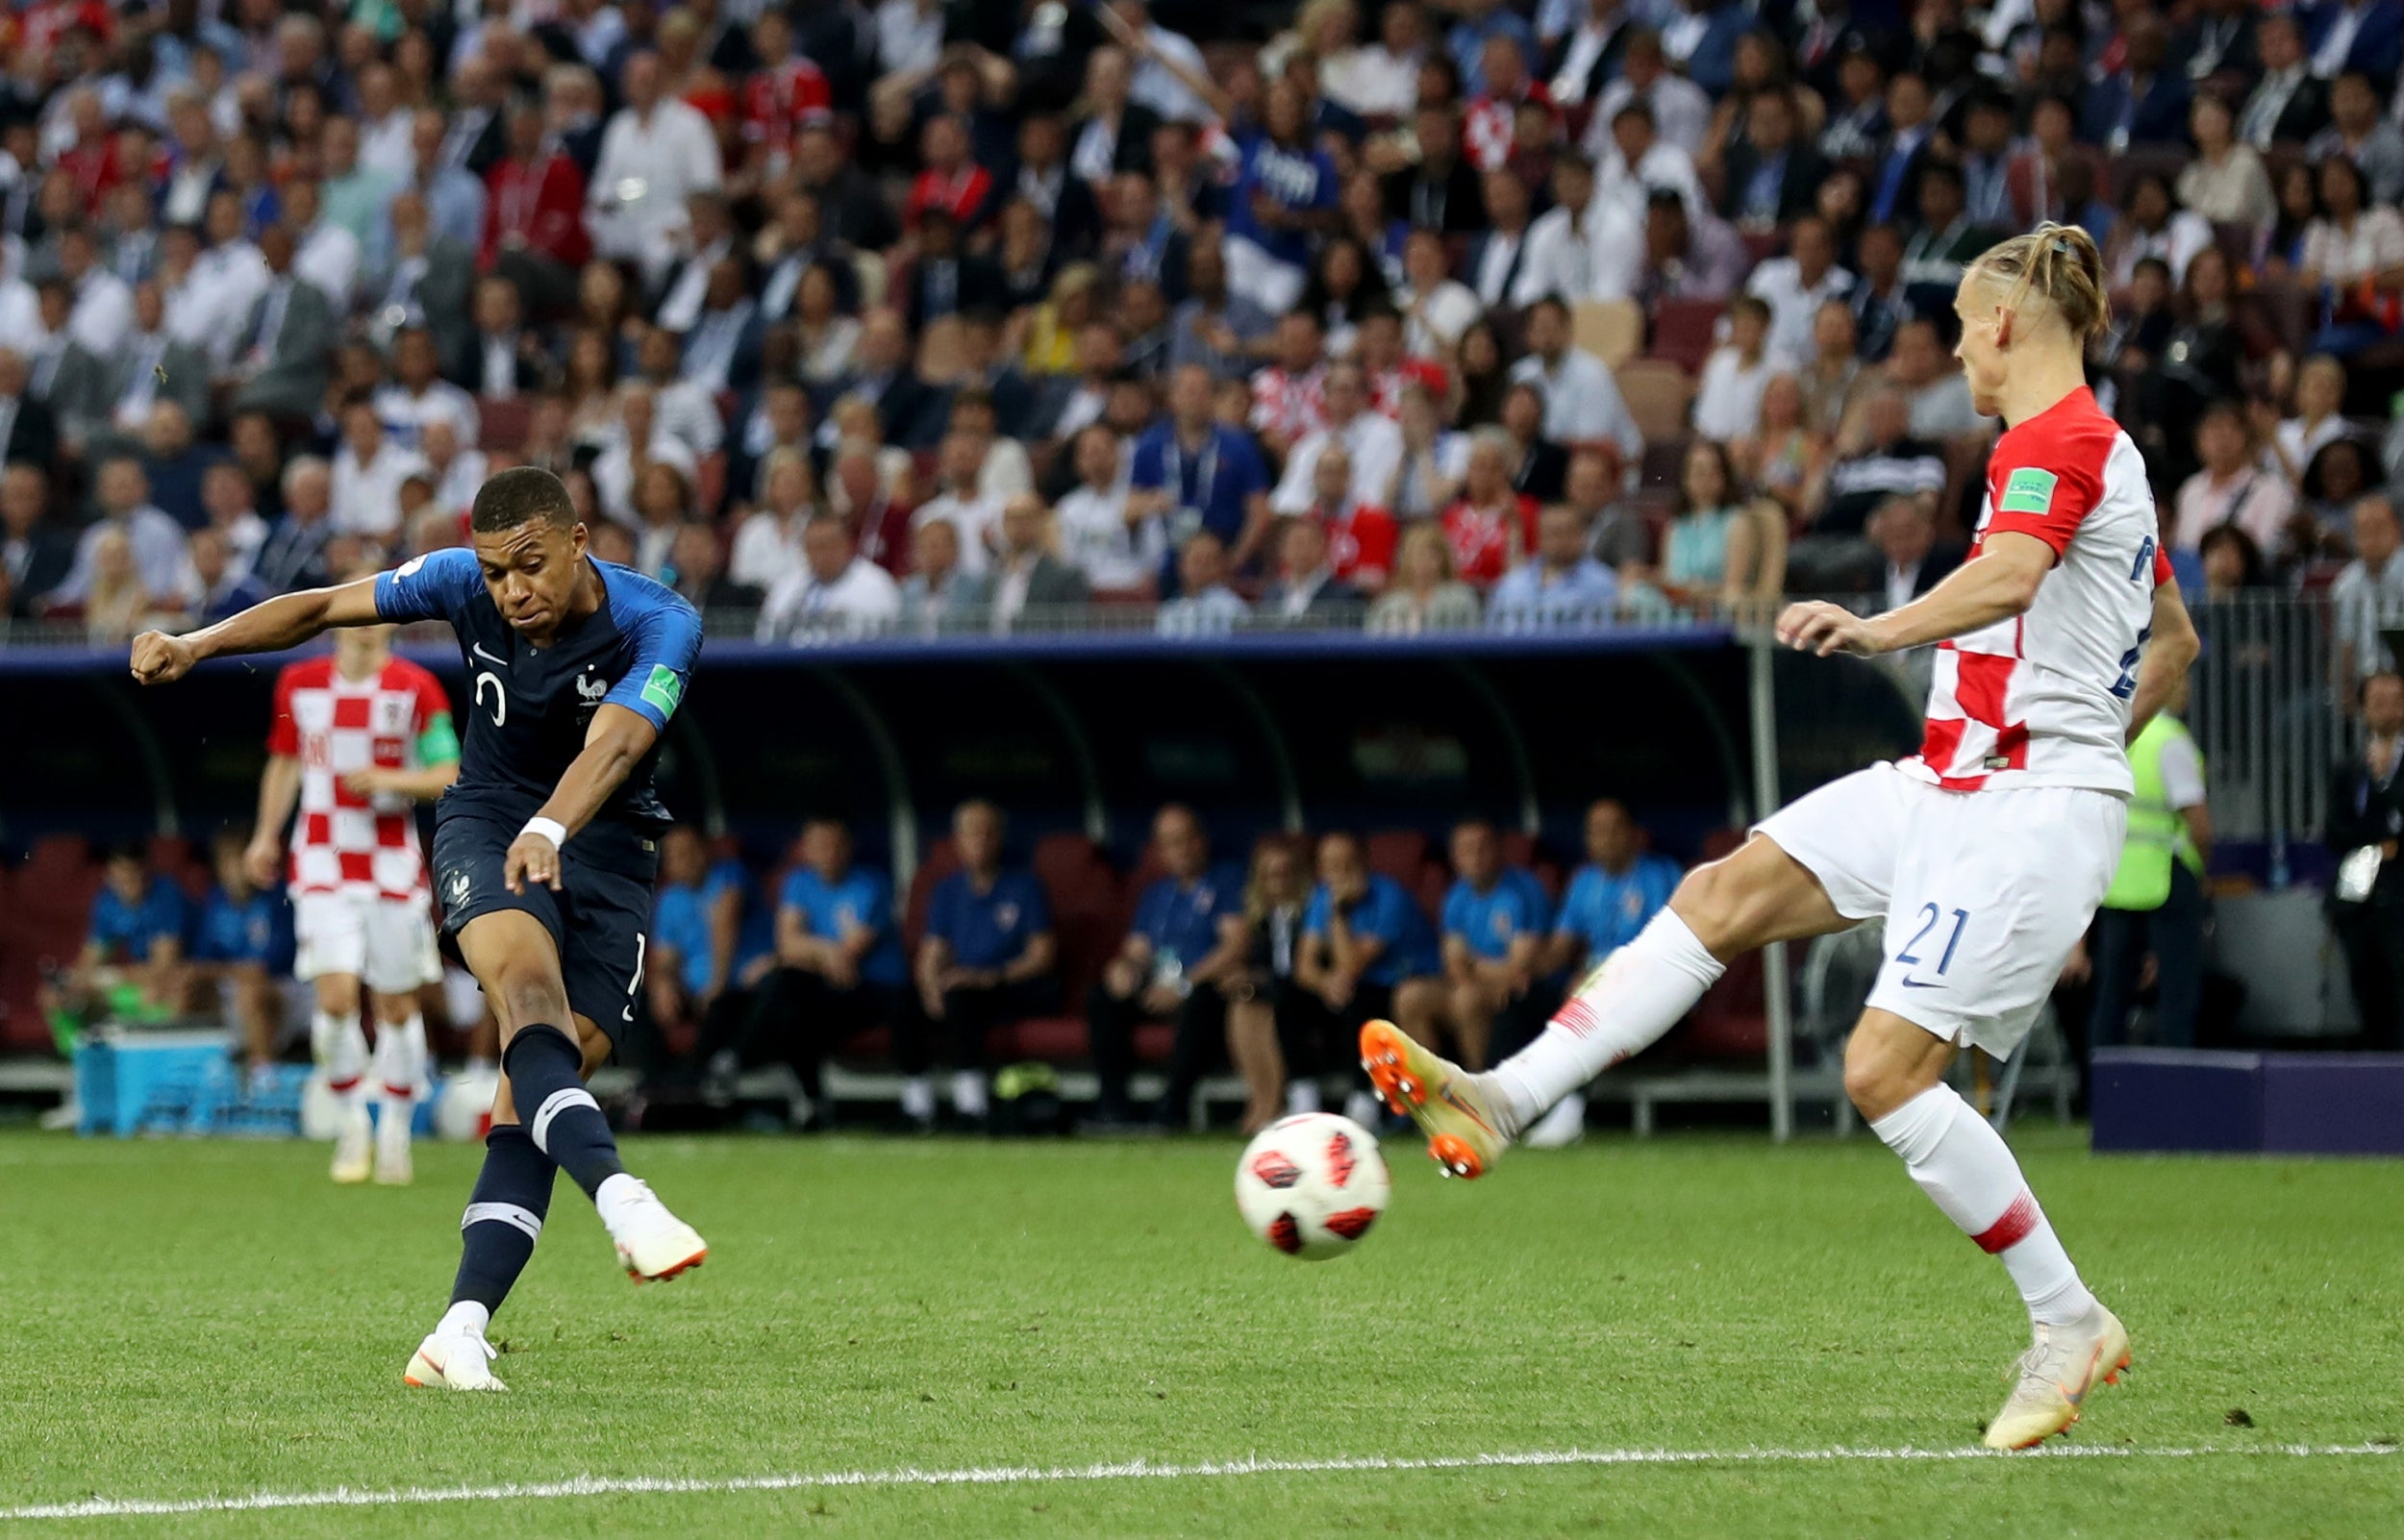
[[759, 510, 904, 639], [1887, 317, 1983, 439], [285, 180, 362, 313], [590, 385, 698, 526], [631, 322, 725, 459], [1519, 153, 1632, 306], [2335, 494, 2404, 682], [59, 225, 134, 358], [1112, 0, 1214, 122], [1156, 529, 1252, 636], [372, 327, 479, 453], [1746, 214, 1856, 372], [329, 399, 429, 544], [588, 50, 723, 286], [1592, 99, 1705, 229], [180, 190, 270, 370], [1586, 28, 1713, 157], [1272, 360, 1406, 516], [914, 433, 1007, 577], [1507, 296, 1643, 464]]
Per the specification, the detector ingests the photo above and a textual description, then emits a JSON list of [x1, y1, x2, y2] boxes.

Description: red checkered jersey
[[1249, 365, 1327, 444], [1442, 494, 1540, 586], [1902, 386, 2170, 797], [742, 58, 832, 148], [1318, 502, 1398, 586], [266, 657, 451, 901]]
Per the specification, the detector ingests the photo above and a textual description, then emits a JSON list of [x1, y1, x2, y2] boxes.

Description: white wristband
[[520, 816, 569, 850]]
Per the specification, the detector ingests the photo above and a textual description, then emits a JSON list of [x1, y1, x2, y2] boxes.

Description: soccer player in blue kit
[[131, 466, 709, 1391]]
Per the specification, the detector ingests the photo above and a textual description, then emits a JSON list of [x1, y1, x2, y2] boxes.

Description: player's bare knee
[[1842, 1019, 1948, 1122], [314, 974, 362, 1017], [368, 991, 416, 1028], [1670, 859, 1754, 954]]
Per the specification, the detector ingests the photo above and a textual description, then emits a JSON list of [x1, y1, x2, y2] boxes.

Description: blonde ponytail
[[1966, 222, 2111, 344]]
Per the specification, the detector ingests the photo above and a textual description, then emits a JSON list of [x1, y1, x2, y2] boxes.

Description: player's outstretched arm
[[503, 703, 660, 894], [129, 577, 388, 684], [2125, 578, 2201, 743], [1776, 533, 2052, 658]]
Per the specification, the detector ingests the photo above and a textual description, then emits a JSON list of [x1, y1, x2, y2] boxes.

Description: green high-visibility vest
[[2104, 713, 2204, 911]]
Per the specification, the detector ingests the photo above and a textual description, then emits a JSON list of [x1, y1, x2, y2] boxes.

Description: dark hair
[[470, 465, 578, 533], [1677, 438, 1740, 515], [2197, 522, 2265, 586]]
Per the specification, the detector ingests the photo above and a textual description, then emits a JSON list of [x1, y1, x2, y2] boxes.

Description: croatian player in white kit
[[1362, 224, 2200, 1451], [247, 612, 459, 1185]]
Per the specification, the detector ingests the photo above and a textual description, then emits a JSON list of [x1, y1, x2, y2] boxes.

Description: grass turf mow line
[[10, 1442, 2399, 1523]]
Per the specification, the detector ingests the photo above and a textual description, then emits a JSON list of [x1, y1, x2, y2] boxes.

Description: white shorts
[[293, 891, 441, 996], [1755, 760, 2126, 1057]]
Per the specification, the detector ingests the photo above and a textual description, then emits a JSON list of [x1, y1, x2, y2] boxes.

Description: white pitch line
[[6, 1443, 2396, 1523]]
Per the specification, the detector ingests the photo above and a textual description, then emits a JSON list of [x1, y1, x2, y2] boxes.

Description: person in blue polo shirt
[[708, 818, 906, 1125], [909, 800, 1058, 1130], [189, 827, 293, 1079], [1290, 831, 1445, 1129], [1529, 798, 1683, 1145], [1439, 818, 1551, 1073], [45, 844, 191, 1050], [1085, 805, 1248, 1127], [646, 826, 774, 1075], [1129, 363, 1273, 580]]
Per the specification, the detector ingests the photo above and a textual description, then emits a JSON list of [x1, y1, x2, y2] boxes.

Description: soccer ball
[[1234, 1112, 1391, 1260], [434, 1068, 501, 1143]]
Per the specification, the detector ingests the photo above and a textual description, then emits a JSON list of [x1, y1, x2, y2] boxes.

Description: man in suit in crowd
[[1868, 496, 1963, 610], [982, 493, 1091, 633], [444, 274, 555, 398], [367, 191, 475, 367], [53, 280, 211, 459], [0, 459, 75, 616], [2239, 12, 2332, 148], [2328, 669, 2404, 1048], [0, 349, 61, 469], [1259, 513, 1366, 624], [230, 225, 336, 422]]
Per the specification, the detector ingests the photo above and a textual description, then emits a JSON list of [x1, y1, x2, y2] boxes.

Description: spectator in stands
[[46, 844, 188, 1039], [1897, 161, 1999, 305], [1388, 382, 1465, 520], [1155, 529, 1251, 636], [664, 522, 760, 614], [188, 525, 273, 624], [1718, 88, 1823, 232], [715, 819, 906, 1124], [2310, 71, 2404, 208], [2327, 670, 2404, 1049], [1055, 424, 1161, 593], [2238, 12, 2330, 150], [1443, 429, 1542, 588], [1261, 512, 1367, 624], [1886, 317, 1982, 441], [1086, 805, 1247, 1127], [55, 282, 210, 460], [482, 99, 590, 317], [2177, 91, 2276, 230], [2084, 14, 2191, 149], [1497, 381, 1570, 506], [1489, 503, 1619, 628], [2105, 173, 2215, 291], [1507, 296, 1642, 464], [330, 400, 427, 545], [1520, 152, 1620, 304], [229, 225, 335, 421], [1692, 293, 1775, 442], [2303, 437, 2381, 556], [1436, 817, 1548, 1072], [1795, 386, 1942, 592], [58, 457, 192, 609], [759, 511, 904, 640], [1660, 437, 1781, 608], [1170, 239, 1277, 381], [1396, 230, 1479, 362], [2271, 355, 2353, 486], [0, 461, 72, 617], [1591, 28, 1712, 156], [254, 457, 337, 594], [907, 800, 1058, 1130], [1750, 215, 1854, 373], [2334, 496, 2404, 684], [1221, 78, 1341, 315], [1867, 496, 1964, 612], [1292, 442, 1399, 594], [1133, 363, 1274, 575], [1739, 372, 1825, 526], [897, 519, 984, 635], [2301, 158, 2404, 359], [985, 494, 1090, 633], [80, 527, 176, 642], [2175, 403, 2296, 558], [1273, 359, 1404, 517], [189, 826, 288, 1079], [2198, 523, 2269, 595], [1370, 521, 1483, 633], [588, 51, 722, 284], [1290, 830, 1444, 1127], [1222, 835, 1311, 1134], [646, 826, 772, 1076]]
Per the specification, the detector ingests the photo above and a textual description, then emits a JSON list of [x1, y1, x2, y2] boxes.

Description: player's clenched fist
[[505, 829, 563, 894], [129, 630, 198, 683], [1775, 601, 1882, 658]]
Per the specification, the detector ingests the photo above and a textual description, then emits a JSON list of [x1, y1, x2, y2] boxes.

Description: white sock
[[313, 1010, 369, 1106], [1870, 1085, 2096, 1326], [374, 1014, 429, 1112], [437, 1301, 490, 1339], [951, 1070, 989, 1118], [1488, 910, 1724, 1133], [1285, 1080, 1322, 1115], [900, 1077, 935, 1121], [593, 1171, 643, 1232]]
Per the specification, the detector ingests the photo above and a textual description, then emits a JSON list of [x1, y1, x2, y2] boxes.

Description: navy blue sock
[[450, 1126, 558, 1314], [504, 1023, 627, 1200]]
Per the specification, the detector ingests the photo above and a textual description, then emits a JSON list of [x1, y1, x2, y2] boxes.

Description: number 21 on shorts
[[1896, 904, 1969, 988]]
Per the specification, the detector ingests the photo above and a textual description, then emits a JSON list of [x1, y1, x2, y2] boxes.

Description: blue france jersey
[[375, 550, 701, 831], [89, 880, 188, 962], [1227, 131, 1339, 269], [781, 865, 906, 986], [1441, 870, 1551, 961], [1555, 854, 1681, 963]]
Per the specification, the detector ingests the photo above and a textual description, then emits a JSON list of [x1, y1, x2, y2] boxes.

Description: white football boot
[[599, 1176, 709, 1282], [404, 1329, 506, 1391], [1984, 1302, 2132, 1450], [330, 1103, 373, 1184], [373, 1097, 413, 1186]]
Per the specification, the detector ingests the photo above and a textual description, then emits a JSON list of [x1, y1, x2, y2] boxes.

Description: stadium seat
[[476, 396, 532, 455], [1573, 298, 1643, 369], [1615, 360, 1695, 443], [1365, 830, 1429, 890], [1647, 298, 1722, 375], [900, 838, 962, 955]]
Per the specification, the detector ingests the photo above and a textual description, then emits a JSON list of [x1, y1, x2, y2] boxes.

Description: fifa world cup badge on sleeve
[[1998, 468, 2058, 514], [640, 665, 683, 716]]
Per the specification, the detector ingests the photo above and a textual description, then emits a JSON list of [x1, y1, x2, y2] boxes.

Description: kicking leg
[[313, 972, 374, 1184], [1365, 835, 1849, 1177], [1847, 1010, 2127, 1450], [459, 910, 707, 1282]]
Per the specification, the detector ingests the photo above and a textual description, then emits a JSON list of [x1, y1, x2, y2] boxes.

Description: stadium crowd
[[7, 0, 2404, 645]]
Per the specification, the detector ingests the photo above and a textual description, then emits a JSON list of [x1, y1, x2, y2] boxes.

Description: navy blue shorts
[[431, 808, 660, 1040]]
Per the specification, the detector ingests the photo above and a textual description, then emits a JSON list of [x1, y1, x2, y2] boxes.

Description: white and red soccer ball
[[1234, 1112, 1391, 1260]]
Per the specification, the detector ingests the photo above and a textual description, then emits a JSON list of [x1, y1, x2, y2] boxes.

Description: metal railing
[[2187, 592, 2341, 859]]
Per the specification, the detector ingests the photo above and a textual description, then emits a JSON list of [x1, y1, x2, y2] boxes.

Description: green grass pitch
[[3, 1123, 2401, 1538]]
